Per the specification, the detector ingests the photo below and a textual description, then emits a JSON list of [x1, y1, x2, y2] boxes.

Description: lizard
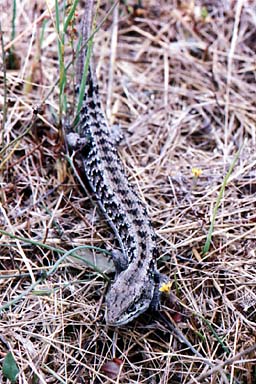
[[66, 0, 169, 326]]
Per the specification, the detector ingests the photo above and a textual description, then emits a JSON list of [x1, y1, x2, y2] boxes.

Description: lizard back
[[67, 1, 166, 325], [78, 71, 158, 267]]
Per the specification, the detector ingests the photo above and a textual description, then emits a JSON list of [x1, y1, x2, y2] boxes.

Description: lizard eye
[[127, 303, 137, 314]]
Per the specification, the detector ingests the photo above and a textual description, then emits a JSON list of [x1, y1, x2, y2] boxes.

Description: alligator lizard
[[66, 0, 168, 326]]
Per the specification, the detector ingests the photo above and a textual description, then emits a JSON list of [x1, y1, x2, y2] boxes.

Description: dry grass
[[1, 0, 256, 383]]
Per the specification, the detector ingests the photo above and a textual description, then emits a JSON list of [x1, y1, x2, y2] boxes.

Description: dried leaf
[[101, 359, 123, 379]]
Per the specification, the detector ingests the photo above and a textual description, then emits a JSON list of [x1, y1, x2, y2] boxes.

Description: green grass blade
[[0, 234, 110, 313], [55, 0, 66, 120], [63, 0, 79, 33], [203, 148, 242, 254], [75, 36, 93, 119], [0, 229, 110, 278], [11, 0, 16, 41], [0, 21, 7, 135]]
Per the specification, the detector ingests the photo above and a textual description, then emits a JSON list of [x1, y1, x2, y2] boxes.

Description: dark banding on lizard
[[66, 0, 168, 326]]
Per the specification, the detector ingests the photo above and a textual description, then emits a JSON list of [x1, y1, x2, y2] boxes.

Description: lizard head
[[105, 269, 155, 326]]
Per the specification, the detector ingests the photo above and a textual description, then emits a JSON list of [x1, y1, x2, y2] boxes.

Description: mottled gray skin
[[67, 2, 166, 326], [73, 73, 161, 325]]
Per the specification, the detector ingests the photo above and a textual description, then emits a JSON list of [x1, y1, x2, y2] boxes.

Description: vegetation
[[1, 1, 256, 382]]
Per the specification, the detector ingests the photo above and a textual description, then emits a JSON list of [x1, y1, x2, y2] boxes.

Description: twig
[[188, 343, 256, 383]]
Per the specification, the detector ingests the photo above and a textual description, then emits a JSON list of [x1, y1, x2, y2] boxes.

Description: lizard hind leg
[[150, 271, 170, 312], [111, 249, 129, 274]]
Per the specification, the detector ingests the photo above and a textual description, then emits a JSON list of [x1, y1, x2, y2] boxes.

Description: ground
[[1, 0, 256, 383]]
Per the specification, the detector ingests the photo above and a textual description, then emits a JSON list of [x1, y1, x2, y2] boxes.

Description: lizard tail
[[76, 0, 95, 86]]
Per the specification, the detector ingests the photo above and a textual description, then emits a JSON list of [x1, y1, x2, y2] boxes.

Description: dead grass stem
[[1, 1, 256, 383]]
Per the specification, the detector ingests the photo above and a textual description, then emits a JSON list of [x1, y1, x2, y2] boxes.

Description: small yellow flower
[[159, 281, 172, 294], [192, 167, 202, 178]]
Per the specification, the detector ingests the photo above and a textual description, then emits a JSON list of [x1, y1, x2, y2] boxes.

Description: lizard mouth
[[105, 300, 151, 326]]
